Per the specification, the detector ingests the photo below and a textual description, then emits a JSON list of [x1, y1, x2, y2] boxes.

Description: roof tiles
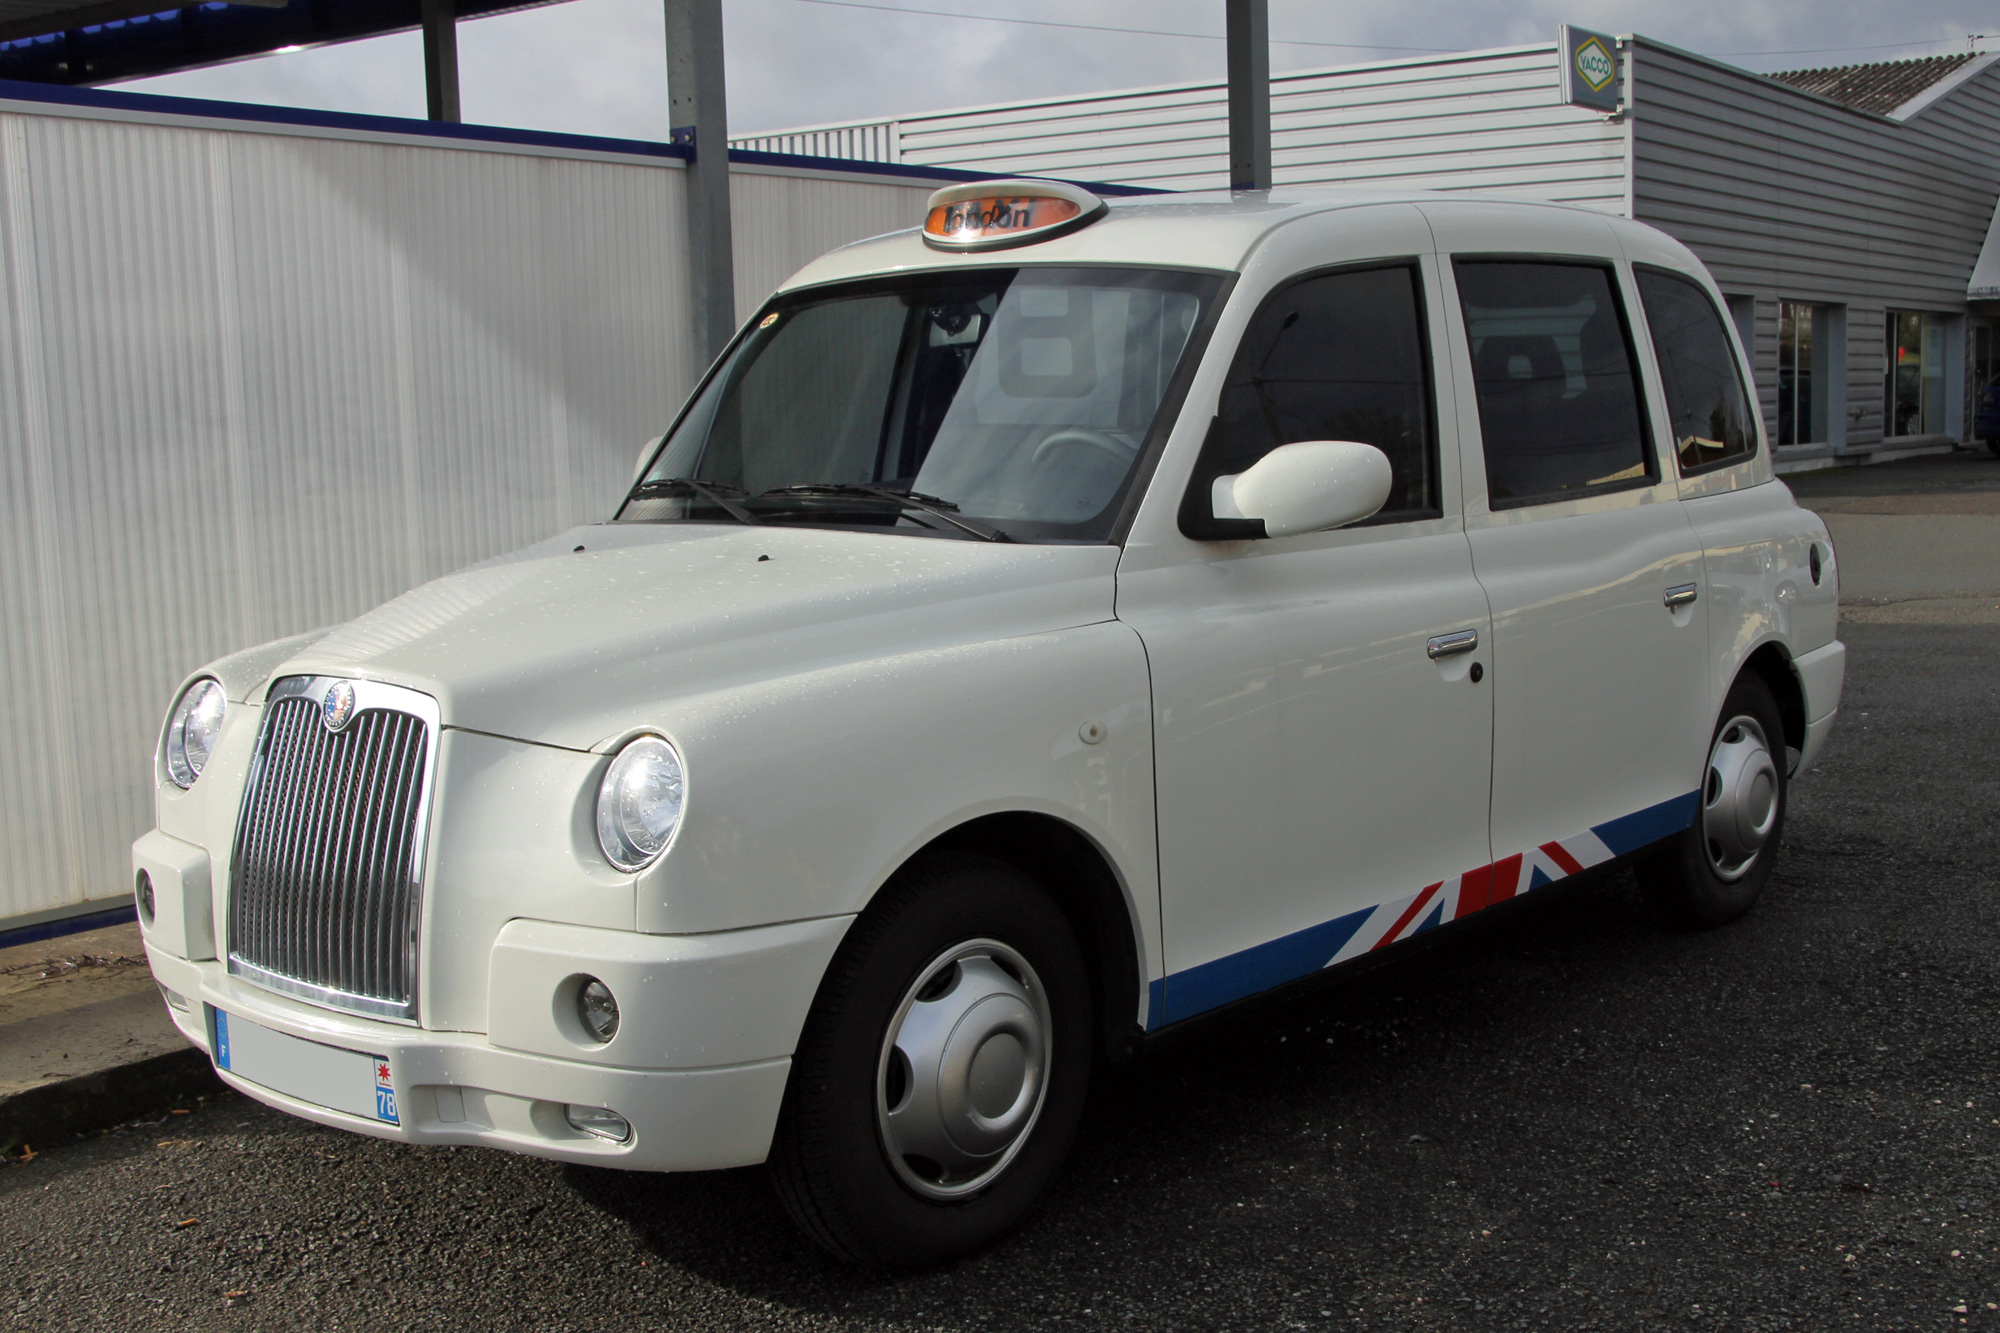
[[1769, 52, 1982, 116]]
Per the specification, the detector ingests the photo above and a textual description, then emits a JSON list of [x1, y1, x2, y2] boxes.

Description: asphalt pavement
[[6, 471, 2000, 1332]]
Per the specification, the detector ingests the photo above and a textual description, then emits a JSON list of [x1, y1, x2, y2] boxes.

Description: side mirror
[[1211, 440, 1393, 538], [633, 433, 665, 483]]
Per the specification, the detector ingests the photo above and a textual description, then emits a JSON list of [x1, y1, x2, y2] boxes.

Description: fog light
[[156, 983, 189, 1013], [135, 871, 155, 927], [564, 1105, 631, 1142], [577, 977, 619, 1043]]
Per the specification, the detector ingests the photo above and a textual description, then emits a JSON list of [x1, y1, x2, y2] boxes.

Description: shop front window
[[1885, 310, 1947, 437]]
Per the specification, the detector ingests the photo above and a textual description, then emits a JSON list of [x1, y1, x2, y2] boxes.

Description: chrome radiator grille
[[227, 676, 438, 1022]]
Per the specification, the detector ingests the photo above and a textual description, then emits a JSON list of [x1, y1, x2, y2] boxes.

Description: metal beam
[[666, 0, 736, 367], [1225, 0, 1271, 191], [420, 0, 459, 123]]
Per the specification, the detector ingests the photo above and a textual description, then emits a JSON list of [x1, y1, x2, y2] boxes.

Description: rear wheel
[[1637, 673, 1787, 927], [768, 852, 1092, 1268]]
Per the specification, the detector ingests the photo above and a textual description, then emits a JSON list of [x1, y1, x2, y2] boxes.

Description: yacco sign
[[1560, 24, 1622, 112]]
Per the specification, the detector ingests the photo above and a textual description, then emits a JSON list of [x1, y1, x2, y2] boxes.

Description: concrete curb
[[0, 1047, 225, 1155]]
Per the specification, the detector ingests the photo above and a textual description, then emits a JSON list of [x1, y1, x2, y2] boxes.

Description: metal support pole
[[666, 0, 736, 366], [420, 0, 460, 123], [1225, 0, 1270, 191]]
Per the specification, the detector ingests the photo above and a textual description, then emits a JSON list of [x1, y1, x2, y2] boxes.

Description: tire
[[1636, 673, 1788, 928], [1987, 435, 2000, 459], [768, 852, 1093, 1269]]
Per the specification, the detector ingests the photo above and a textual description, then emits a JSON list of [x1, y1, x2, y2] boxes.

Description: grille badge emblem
[[322, 681, 357, 732]]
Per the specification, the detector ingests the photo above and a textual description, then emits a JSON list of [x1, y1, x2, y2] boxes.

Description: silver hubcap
[[1703, 713, 1779, 882], [876, 939, 1051, 1200]]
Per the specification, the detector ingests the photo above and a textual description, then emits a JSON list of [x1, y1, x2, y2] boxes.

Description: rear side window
[[1454, 260, 1653, 508], [1215, 263, 1440, 523], [1635, 268, 1760, 473]]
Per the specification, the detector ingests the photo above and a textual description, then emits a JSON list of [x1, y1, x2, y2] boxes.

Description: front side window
[[1885, 310, 1947, 438], [1210, 262, 1440, 523], [1637, 268, 1760, 470], [1455, 260, 1653, 507], [621, 266, 1222, 543]]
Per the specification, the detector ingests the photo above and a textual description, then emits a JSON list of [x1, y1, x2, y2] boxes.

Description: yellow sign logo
[[1574, 37, 1616, 92]]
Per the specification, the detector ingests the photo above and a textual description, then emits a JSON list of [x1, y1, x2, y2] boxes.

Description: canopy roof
[[0, 0, 564, 84]]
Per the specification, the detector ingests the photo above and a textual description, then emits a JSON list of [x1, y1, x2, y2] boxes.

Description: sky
[[114, 0, 1997, 141]]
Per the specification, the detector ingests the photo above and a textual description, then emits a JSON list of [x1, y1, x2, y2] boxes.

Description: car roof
[[776, 186, 1679, 294]]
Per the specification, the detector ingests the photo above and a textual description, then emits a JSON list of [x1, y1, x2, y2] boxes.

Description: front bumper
[[144, 911, 852, 1173]]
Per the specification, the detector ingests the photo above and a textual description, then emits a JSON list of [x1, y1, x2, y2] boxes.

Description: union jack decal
[[1151, 791, 1698, 1027]]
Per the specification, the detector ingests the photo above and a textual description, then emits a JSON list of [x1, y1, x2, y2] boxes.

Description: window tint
[[1637, 269, 1759, 470], [1215, 263, 1439, 521], [1455, 261, 1652, 506]]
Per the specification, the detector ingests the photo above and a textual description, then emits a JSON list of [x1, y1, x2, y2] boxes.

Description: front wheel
[[768, 853, 1093, 1268], [1636, 673, 1788, 927]]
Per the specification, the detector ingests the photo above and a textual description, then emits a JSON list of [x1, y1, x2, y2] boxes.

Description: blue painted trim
[[1593, 791, 1699, 855], [1157, 905, 1373, 1027], [0, 79, 1167, 198], [0, 902, 137, 951]]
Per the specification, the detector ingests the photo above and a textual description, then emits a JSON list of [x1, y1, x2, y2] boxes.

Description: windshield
[[619, 266, 1223, 542]]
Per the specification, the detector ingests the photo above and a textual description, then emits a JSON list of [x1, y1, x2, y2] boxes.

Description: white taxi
[[135, 179, 1844, 1268]]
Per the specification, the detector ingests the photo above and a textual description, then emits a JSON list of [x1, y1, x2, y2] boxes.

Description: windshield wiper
[[629, 477, 762, 526], [756, 484, 1011, 542]]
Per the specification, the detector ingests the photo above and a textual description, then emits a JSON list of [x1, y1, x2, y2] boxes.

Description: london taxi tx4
[[136, 179, 1844, 1267]]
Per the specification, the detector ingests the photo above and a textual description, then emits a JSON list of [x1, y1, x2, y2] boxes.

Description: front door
[[1119, 256, 1495, 1029]]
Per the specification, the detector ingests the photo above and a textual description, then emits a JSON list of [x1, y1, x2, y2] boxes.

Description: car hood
[[276, 523, 1121, 750]]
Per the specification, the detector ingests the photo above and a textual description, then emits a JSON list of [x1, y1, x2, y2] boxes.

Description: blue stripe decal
[[1528, 864, 1555, 891], [1592, 792, 1699, 855], [1412, 899, 1446, 936], [1157, 905, 1374, 1027]]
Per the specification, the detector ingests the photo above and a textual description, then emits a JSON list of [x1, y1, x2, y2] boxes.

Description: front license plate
[[209, 1006, 398, 1125]]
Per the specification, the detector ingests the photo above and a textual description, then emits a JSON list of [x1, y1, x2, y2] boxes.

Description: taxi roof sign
[[922, 179, 1107, 252]]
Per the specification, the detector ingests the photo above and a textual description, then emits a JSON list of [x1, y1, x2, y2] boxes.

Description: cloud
[[116, 0, 1992, 140]]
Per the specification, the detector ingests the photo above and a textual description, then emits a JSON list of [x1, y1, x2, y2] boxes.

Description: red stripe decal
[[1456, 864, 1493, 918], [1486, 854, 1524, 906], [1542, 841, 1585, 878], [1374, 882, 1441, 949]]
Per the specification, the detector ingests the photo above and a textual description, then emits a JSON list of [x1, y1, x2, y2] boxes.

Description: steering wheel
[[1030, 428, 1138, 467]]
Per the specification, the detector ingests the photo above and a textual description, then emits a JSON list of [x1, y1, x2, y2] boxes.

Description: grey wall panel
[[0, 102, 913, 924], [732, 46, 1629, 209], [728, 169, 931, 320], [1632, 41, 2000, 451]]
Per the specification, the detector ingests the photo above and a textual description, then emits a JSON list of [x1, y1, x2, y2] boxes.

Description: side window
[[1215, 263, 1440, 523], [1636, 268, 1760, 472], [1454, 260, 1653, 508]]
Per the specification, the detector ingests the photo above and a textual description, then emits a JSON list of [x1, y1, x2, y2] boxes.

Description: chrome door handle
[[1427, 629, 1479, 659], [1664, 584, 1699, 610]]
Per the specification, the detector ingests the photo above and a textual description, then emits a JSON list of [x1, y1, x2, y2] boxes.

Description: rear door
[[1427, 204, 1713, 883]]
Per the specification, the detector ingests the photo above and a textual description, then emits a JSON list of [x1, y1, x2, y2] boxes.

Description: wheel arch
[[1738, 639, 1807, 758], [916, 812, 1146, 1065]]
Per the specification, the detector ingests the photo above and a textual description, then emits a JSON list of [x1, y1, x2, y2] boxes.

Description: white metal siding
[[733, 46, 1629, 208], [1632, 40, 2000, 451], [0, 101, 938, 925]]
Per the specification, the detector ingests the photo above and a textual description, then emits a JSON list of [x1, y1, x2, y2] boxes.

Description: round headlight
[[165, 678, 226, 789], [595, 735, 685, 871]]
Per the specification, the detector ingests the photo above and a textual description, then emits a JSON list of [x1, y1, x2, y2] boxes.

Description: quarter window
[[1636, 269, 1760, 470], [1454, 261, 1653, 506], [1214, 263, 1440, 522]]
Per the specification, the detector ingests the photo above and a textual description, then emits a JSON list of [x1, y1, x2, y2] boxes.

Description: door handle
[[1664, 584, 1699, 610], [1427, 629, 1479, 660]]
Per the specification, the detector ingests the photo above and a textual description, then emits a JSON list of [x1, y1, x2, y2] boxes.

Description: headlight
[[164, 678, 226, 789], [595, 735, 685, 871]]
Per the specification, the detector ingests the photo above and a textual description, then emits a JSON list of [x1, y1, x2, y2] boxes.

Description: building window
[[1778, 301, 1816, 445], [1885, 311, 1947, 437]]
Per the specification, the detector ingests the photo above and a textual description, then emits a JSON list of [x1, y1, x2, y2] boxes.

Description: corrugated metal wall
[[1632, 40, 2000, 453], [731, 45, 1628, 208], [0, 98, 944, 926]]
